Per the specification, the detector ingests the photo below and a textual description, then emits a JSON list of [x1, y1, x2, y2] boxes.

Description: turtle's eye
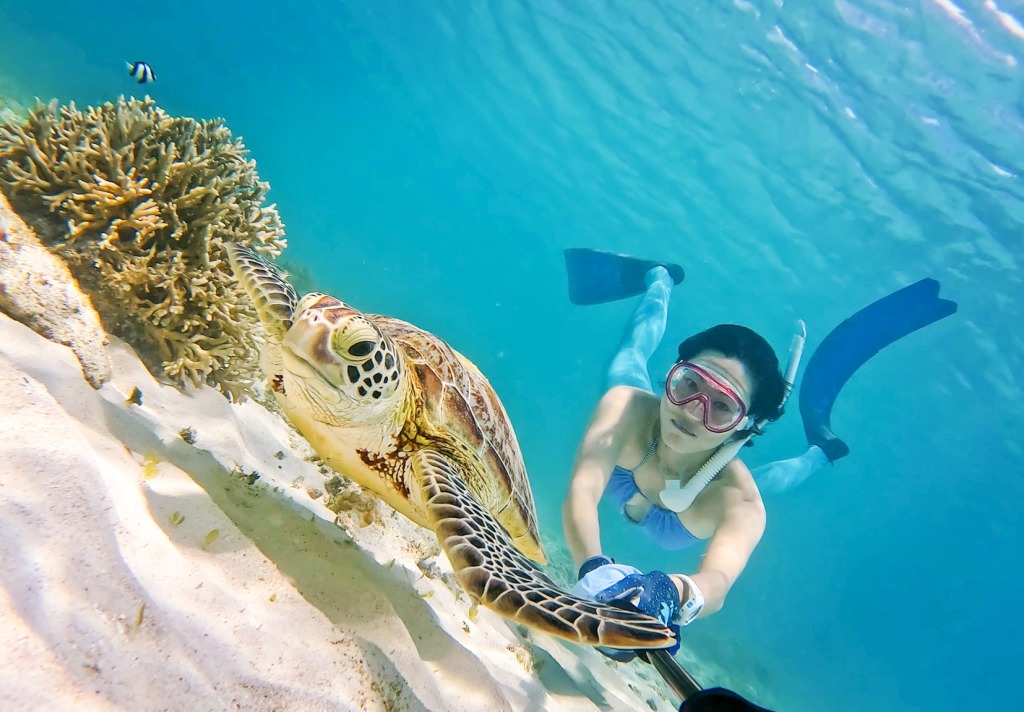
[[348, 340, 375, 358]]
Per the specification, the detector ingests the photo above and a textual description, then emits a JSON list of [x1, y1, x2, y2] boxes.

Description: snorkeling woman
[[561, 249, 956, 661], [563, 322, 787, 649]]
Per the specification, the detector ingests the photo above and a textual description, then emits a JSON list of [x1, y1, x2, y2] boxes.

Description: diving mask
[[665, 361, 748, 433]]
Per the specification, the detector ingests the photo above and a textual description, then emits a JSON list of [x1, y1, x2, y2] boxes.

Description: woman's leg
[[750, 445, 829, 497], [606, 266, 674, 391]]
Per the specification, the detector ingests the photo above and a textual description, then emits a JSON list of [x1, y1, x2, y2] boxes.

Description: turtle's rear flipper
[[563, 247, 684, 306], [412, 449, 677, 650]]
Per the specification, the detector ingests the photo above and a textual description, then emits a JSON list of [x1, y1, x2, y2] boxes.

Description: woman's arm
[[673, 466, 766, 618], [562, 386, 639, 568]]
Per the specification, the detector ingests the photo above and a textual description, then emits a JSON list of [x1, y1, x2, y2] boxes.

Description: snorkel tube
[[660, 321, 806, 512]]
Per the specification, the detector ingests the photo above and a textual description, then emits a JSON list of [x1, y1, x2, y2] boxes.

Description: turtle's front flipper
[[412, 449, 676, 650], [226, 244, 300, 337]]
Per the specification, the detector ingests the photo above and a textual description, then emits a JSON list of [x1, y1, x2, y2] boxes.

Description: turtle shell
[[375, 316, 545, 563]]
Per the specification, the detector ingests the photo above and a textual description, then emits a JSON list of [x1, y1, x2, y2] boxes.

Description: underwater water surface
[[1, 1, 1022, 710]]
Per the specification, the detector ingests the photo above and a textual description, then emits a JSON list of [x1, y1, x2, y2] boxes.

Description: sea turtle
[[227, 245, 675, 650]]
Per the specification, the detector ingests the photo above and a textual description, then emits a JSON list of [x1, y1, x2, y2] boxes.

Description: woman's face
[[659, 350, 754, 453]]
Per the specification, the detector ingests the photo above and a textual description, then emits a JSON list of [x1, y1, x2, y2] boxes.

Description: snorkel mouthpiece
[[660, 478, 699, 513]]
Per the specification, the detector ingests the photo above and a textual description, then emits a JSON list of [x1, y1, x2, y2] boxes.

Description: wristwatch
[[671, 574, 705, 626]]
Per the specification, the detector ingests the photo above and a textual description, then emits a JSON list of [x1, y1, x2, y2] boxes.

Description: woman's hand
[[592, 570, 682, 629], [572, 562, 683, 658]]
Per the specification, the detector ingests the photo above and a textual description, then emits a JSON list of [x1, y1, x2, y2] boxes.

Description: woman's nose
[[680, 397, 706, 419]]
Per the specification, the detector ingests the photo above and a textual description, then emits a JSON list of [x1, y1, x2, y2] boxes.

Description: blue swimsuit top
[[606, 442, 701, 551]]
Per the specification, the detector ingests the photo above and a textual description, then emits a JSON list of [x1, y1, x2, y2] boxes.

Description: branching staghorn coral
[[0, 96, 286, 398]]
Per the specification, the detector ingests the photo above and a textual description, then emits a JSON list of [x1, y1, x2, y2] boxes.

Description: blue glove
[[571, 558, 644, 661], [594, 570, 682, 629], [577, 554, 615, 580], [571, 558, 682, 659], [571, 561, 644, 600]]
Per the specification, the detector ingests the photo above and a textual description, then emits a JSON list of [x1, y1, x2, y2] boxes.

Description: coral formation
[[0, 96, 286, 398], [0, 191, 111, 387]]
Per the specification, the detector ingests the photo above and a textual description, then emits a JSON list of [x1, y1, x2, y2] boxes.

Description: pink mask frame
[[665, 361, 748, 433]]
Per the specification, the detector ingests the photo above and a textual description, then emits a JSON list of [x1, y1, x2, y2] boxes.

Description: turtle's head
[[282, 294, 403, 422]]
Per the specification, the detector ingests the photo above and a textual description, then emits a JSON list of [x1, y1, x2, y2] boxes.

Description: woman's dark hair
[[676, 324, 787, 422]]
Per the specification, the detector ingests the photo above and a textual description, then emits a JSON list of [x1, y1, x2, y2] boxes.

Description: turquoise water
[[2, 1, 1021, 709]]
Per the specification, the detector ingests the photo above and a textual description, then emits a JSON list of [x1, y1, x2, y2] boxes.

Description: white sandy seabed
[[0, 311, 685, 712]]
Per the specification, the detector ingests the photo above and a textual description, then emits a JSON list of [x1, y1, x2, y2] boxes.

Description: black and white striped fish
[[126, 61, 155, 84]]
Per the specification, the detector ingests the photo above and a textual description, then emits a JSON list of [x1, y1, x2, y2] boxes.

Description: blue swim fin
[[564, 248, 684, 305], [799, 278, 957, 462]]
